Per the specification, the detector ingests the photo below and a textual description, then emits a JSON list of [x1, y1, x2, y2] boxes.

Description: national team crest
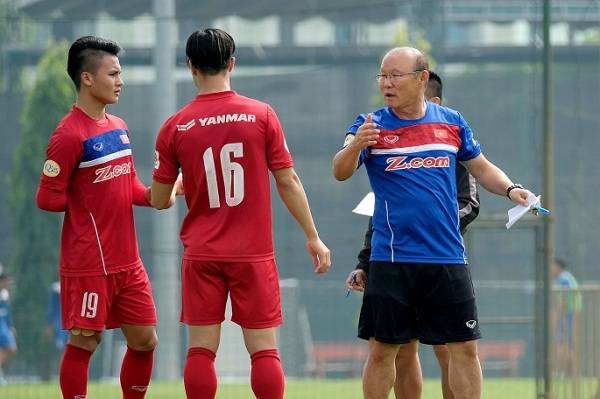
[[383, 135, 399, 144]]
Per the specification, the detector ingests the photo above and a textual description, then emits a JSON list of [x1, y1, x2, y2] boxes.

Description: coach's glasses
[[375, 70, 425, 83]]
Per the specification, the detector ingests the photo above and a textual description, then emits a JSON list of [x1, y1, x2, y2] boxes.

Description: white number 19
[[203, 143, 245, 208]]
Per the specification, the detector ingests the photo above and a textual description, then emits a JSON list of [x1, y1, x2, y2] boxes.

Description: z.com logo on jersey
[[385, 156, 449, 171], [94, 162, 132, 183]]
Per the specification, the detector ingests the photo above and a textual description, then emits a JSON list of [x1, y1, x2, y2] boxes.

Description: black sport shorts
[[358, 262, 481, 345]]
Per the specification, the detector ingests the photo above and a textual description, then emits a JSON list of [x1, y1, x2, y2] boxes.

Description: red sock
[[120, 346, 154, 399], [250, 349, 285, 399], [59, 344, 93, 399], [184, 347, 217, 399]]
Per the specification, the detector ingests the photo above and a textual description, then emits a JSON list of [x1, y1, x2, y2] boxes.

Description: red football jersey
[[153, 91, 294, 261], [38, 106, 148, 277]]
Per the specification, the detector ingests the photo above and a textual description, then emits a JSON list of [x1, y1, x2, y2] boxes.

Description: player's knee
[[448, 340, 479, 361], [128, 330, 158, 351], [68, 329, 101, 352]]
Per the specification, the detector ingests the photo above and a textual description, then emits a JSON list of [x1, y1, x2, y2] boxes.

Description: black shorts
[[358, 262, 481, 345]]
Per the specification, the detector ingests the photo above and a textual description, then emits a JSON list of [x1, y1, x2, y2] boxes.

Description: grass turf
[[0, 377, 536, 398]]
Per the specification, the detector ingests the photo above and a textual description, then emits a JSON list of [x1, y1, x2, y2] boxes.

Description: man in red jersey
[[36, 36, 179, 399], [151, 28, 331, 399]]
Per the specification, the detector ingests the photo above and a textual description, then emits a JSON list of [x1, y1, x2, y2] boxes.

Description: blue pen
[[536, 206, 550, 215], [346, 272, 358, 297]]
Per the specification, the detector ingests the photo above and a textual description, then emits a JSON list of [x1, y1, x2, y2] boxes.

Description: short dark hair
[[426, 71, 443, 100], [67, 36, 121, 90], [555, 258, 567, 270], [186, 28, 235, 75]]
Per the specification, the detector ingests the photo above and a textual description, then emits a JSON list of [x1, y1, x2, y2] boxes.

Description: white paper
[[352, 192, 375, 217], [506, 193, 541, 229]]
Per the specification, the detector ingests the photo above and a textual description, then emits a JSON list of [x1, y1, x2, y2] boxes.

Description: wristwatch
[[506, 183, 524, 198]]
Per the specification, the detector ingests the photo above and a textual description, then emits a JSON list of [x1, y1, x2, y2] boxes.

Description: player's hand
[[349, 113, 379, 150], [508, 187, 533, 206], [174, 173, 184, 196], [306, 237, 331, 274], [346, 269, 366, 292]]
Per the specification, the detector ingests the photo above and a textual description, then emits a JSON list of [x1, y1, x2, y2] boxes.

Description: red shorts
[[60, 266, 157, 331], [181, 259, 282, 328]]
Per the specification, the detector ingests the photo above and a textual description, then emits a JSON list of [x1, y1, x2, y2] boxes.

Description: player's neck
[[194, 75, 231, 95], [75, 93, 107, 120], [391, 99, 427, 120]]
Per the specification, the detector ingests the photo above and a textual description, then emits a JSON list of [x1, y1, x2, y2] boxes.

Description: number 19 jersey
[[153, 91, 293, 262]]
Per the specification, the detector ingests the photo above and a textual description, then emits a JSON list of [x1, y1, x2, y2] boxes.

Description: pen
[[346, 272, 358, 297]]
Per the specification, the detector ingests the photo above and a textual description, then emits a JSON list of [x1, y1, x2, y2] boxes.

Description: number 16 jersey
[[153, 91, 293, 262]]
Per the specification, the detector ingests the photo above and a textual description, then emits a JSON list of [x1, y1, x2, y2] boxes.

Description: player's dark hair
[[186, 28, 235, 75], [426, 71, 443, 100], [67, 36, 121, 90], [555, 258, 567, 270]]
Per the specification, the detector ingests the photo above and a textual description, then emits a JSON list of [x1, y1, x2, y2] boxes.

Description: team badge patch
[[42, 160, 60, 177], [120, 134, 130, 144]]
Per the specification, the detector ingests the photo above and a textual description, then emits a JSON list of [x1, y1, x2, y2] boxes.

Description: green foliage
[[7, 43, 74, 378]]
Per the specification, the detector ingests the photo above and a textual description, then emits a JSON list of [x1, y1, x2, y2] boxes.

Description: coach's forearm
[[275, 171, 319, 240], [466, 154, 513, 197], [332, 146, 361, 181]]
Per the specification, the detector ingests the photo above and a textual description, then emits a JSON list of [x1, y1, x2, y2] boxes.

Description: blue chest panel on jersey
[[81, 129, 131, 167]]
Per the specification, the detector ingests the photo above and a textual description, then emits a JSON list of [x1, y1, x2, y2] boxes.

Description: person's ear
[[430, 96, 442, 105], [80, 71, 93, 88], [228, 57, 236, 72]]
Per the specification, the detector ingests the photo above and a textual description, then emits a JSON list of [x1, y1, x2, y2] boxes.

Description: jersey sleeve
[[265, 105, 294, 171], [456, 113, 481, 162], [38, 128, 82, 191], [153, 120, 179, 184], [346, 114, 370, 167]]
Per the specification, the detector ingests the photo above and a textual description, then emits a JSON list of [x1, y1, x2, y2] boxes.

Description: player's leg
[[446, 340, 481, 398], [185, 324, 221, 399], [364, 339, 400, 399], [60, 330, 101, 398], [242, 327, 284, 399], [181, 260, 229, 399], [359, 262, 417, 399], [228, 260, 284, 399], [433, 345, 454, 399], [418, 264, 481, 399], [392, 339, 422, 399], [59, 275, 110, 399], [0, 336, 17, 385], [112, 267, 158, 399]]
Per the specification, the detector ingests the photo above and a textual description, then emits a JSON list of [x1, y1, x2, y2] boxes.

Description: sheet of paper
[[352, 192, 375, 217], [506, 193, 541, 229]]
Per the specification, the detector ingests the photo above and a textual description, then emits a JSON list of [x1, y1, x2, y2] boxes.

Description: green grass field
[[0, 378, 536, 398]]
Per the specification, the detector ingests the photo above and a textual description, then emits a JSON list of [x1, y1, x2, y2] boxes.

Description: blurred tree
[[7, 43, 74, 379]]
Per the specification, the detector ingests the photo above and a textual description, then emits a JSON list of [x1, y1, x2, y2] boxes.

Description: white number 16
[[203, 143, 245, 208]]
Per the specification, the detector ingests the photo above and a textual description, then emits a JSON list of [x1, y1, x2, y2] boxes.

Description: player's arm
[[464, 154, 530, 206], [36, 130, 81, 212], [150, 174, 182, 209], [456, 163, 480, 233], [333, 113, 379, 181], [272, 167, 331, 273]]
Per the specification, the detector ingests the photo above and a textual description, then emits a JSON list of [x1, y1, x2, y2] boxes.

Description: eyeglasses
[[375, 70, 424, 83]]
